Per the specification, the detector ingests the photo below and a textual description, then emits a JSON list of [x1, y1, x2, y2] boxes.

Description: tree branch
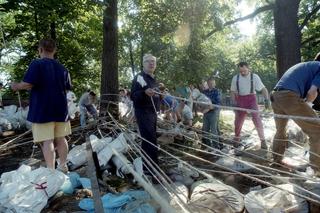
[[299, 3, 320, 31], [205, 4, 274, 40], [302, 35, 320, 46]]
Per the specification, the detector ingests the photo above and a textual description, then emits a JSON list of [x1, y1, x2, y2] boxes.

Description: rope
[[154, 91, 320, 122], [108, 114, 320, 204], [107, 114, 191, 212], [110, 147, 177, 213], [158, 118, 318, 170], [165, 145, 320, 205]]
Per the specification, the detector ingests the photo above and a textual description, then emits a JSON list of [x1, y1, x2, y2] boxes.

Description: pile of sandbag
[[67, 133, 139, 178], [244, 184, 309, 213], [0, 105, 31, 132], [188, 180, 244, 213], [0, 165, 66, 213]]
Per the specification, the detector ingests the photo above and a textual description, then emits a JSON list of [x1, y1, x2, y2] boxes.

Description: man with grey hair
[[131, 54, 160, 174]]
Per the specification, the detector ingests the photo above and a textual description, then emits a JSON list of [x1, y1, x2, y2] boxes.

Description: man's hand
[[306, 101, 314, 109], [145, 88, 155, 97], [264, 99, 271, 109], [10, 82, 33, 91]]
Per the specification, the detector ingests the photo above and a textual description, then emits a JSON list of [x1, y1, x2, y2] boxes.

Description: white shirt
[[230, 73, 265, 96]]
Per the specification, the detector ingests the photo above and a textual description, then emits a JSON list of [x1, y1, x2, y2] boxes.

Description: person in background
[[270, 53, 320, 177], [203, 77, 222, 150], [131, 54, 160, 173], [159, 84, 178, 122], [176, 100, 193, 126], [78, 90, 98, 128], [0, 82, 3, 108], [11, 38, 71, 172], [230, 62, 269, 149]]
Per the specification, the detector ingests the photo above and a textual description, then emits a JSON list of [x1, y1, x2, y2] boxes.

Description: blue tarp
[[79, 190, 156, 213]]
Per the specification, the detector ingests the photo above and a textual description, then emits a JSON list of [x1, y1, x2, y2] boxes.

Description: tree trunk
[[274, 0, 301, 79], [50, 22, 56, 40], [100, 0, 119, 117], [129, 39, 135, 76]]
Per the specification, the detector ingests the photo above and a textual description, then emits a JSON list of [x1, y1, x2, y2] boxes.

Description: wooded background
[[1, 0, 319, 106]]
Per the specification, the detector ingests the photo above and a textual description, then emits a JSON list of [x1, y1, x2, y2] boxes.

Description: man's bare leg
[[54, 137, 69, 166], [41, 140, 55, 169]]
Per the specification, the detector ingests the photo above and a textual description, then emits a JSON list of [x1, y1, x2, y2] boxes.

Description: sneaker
[[57, 164, 69, 174]]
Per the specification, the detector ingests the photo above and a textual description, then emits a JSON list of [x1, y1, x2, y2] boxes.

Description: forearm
[[306, 85, 318, 102], [230, 91, 236, 103], [261, 87, 269, 100], [11, 81, 33, 91]]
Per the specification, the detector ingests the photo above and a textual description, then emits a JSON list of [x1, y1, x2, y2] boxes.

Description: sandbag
[[0, 165, 65, 213], [282, 146, 309, 170], [98, 133, 129, 167], [67, 135, 112, 168], [189, 180, 244, 213], [111, 153, 134, 178], [154, 182, 189, 212], [215, 157, 253, 172], [244, 184, 308, 213]]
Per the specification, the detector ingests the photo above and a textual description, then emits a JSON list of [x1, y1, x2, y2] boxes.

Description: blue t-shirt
[[276, 62, 320, 98], [203, 88, 221, 105], [23, 58, 71, 123], [162, 95, 178, 109]]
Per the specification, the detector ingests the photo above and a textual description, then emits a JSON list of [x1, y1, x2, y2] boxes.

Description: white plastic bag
[[0, 166, 66, 213]]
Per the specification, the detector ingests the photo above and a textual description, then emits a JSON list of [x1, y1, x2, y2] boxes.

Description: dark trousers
[[135, 108, 158, 170]]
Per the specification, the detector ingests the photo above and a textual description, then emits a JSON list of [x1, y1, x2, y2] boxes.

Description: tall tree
[[273, 0, 301, 78], [100, 0, 119, 116]]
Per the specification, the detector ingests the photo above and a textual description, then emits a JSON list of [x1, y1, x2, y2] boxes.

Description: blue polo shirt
[[275, 61, 320, 98], [23, 58, 71, 123], [162, 95, 178, 110], [203, 88, 221, 105]]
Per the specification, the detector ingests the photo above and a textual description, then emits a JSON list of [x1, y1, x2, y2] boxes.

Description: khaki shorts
[[32, 121, 72, 143]]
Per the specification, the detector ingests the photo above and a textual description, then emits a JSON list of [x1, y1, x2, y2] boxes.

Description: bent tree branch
[[299, 3, 320, 31], [205, 4, 274, 40]]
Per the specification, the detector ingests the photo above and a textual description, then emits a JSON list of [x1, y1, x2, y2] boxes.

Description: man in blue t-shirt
[[11, 38, 71, 173], [271, 54, 320, 177], [203, 77, 222, 150]]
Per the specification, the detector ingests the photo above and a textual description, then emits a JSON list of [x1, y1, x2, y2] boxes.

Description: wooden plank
[[85, 136, 104, 212]]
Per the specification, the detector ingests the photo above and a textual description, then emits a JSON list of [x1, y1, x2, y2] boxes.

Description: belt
[[273, 87, 288, 91]]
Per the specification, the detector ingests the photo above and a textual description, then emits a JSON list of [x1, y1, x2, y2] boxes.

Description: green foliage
[[1, 0, 320, 100]]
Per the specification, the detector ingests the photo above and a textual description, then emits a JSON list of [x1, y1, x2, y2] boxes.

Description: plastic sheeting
[[189, 180, 244, 213], [244, 184, 308, 213], [79, 190, 156, 213], [67, 91, 79, 119], [0, 165, 66, 213]]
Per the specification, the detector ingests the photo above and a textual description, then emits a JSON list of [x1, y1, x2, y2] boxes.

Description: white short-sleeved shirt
[[230, 73, 265, 96]]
